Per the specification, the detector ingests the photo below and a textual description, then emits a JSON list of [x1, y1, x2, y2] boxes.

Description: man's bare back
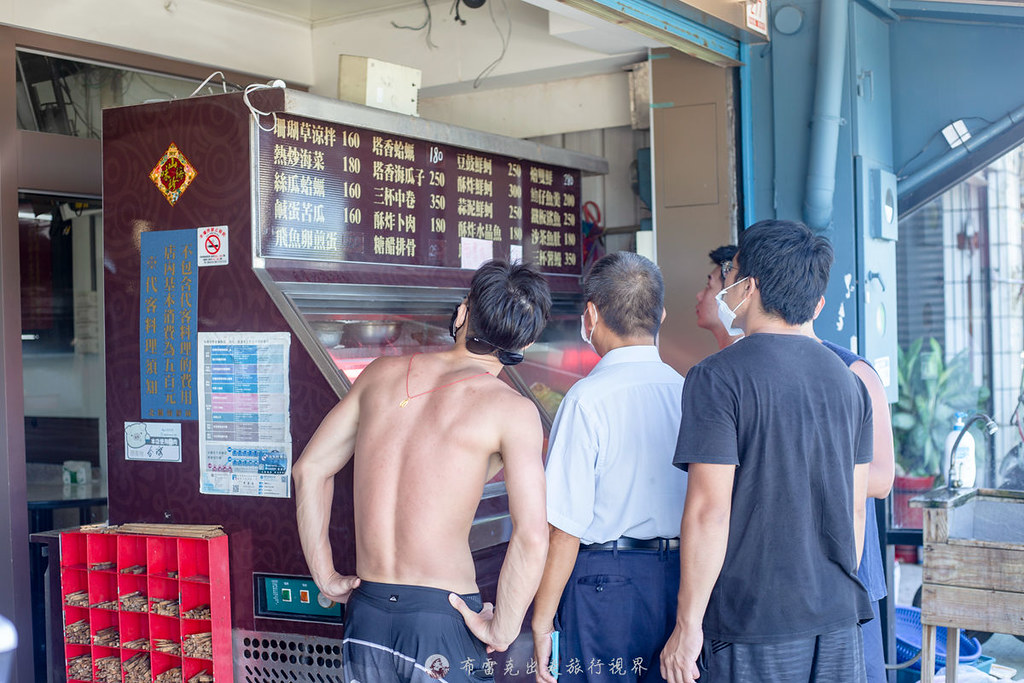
[[294, 259, 551, 656], [349, 350, 539, 594]]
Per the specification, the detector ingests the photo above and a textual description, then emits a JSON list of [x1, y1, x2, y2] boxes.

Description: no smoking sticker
[[198, 225, 229, 267]]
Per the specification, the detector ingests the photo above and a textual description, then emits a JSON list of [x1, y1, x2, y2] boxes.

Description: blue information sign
[[140, 229, 198, 420]]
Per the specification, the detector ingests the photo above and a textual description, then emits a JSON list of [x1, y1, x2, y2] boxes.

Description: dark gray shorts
[[699, 624, 866, 683], [342, 581, 493, 682]]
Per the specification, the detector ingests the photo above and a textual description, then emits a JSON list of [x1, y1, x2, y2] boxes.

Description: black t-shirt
[[673, 333, 874, 643]]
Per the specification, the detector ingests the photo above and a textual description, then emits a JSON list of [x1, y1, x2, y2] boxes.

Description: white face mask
[[580, 312, 594, 346], [715, 277, 749, 336]]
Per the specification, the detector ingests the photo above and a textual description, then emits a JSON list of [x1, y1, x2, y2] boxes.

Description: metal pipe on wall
[[898, 102, 1024, 197], [803, 0, 850, 232]]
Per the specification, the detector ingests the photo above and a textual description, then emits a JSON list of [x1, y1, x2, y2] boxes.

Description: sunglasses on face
[[465, 336, 525, 366]]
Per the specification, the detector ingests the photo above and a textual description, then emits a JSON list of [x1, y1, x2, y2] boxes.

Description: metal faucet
[[947, 412, 998, 490]]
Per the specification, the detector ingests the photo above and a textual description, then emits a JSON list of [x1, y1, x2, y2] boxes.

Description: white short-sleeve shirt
[[545, 345, 687, 544]]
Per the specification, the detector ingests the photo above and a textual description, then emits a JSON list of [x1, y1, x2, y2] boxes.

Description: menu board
[[256, 114, 582, 275]]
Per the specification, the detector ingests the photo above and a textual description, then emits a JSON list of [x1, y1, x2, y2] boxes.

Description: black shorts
[[343, 581, 493, 682], [698, 624, 866, 683]]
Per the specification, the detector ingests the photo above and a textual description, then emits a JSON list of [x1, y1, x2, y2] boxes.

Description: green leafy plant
[[891, 338, 990, 477]]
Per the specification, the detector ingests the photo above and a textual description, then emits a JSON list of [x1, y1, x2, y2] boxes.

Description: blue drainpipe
[[803, 0, 850, 232], [898, 102, 1024, 197]]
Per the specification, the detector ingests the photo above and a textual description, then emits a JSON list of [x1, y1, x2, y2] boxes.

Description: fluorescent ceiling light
[[18, 211, 52, 221]]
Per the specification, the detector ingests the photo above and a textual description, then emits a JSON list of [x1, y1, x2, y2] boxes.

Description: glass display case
[[268, 280, 599, 431]]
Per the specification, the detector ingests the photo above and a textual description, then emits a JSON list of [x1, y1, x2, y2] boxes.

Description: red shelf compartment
[[117, 535, 148, 575], [181, 620, 212, 661], [60, 531, 88, 569], [183, 656, 215, 682], [91, 645, 121, 683], [150, 614, 182, 657], [152, 650, 183, 682], [87, 571, 118, 610], [148, 536, 178, 578], [63, 642, 91, 683], [86, 533, 118, 572], [62, 607, 90, 646], [119, 611, 150, 651], [179, 581, 210, 620], [118, 573, 148, 613], [61, 568, 90, 608], [147, 576, 179, 618], [89, 608, 120, 648], [121, 648, 153, 682], [177, 539, 209, 583]]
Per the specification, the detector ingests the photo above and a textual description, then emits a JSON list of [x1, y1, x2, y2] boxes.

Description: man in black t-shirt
[[661, 220, 874, 683]]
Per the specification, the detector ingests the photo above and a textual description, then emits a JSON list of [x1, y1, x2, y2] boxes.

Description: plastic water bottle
[[945, 412, 976, 488]]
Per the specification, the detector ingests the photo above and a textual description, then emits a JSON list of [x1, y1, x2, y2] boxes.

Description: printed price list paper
[[256, 114, 582, 275], [197, 332, 292, 498]]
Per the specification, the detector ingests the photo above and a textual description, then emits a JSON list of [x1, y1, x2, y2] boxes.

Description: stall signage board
[[255, 115, 582, 275], [140, 229, 197, 420]]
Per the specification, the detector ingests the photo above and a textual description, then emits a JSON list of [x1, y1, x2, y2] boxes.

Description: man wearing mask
[[695, 245, 742, 350], [532, 251, 687, 682], [663, 220, 873, 683]]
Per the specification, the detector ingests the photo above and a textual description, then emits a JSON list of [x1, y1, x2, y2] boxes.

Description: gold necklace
[[400, 353, 488, 407]]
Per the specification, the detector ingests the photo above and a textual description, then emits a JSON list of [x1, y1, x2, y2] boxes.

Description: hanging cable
[[188, 71, 229, 98], [473, 0, 511, 89], [392, 0, 437, 49], [242, 82, 282, 133]]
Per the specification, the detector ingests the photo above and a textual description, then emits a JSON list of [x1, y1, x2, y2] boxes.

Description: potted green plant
[[890, 337, 989, 528]]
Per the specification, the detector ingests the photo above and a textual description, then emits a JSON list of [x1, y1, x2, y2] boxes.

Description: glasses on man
[[719, 260, 734, 284], [465, 336, 524, 366]]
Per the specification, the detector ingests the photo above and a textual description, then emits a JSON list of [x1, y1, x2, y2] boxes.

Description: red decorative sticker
[[149, 143, 198, 206]]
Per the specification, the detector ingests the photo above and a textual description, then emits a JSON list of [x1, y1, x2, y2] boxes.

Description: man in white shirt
[[532, 251, 687, 682]]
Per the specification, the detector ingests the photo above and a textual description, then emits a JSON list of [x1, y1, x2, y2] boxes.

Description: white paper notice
[[510, 244, 524, 265], [197, 332, 292, 498], [460, 237, 493, 270], [125, 422, 183, 462], [197, 225, 229, 267], [74, 290, 101, 354], [746, 0, 767, 34]]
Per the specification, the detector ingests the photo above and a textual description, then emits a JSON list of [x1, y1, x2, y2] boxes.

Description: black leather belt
[[580, 536, 679, 552]]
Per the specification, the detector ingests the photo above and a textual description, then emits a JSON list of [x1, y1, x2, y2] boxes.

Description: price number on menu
[[431, 217, 446, 233], [429, 171, 445, 187], [344, 207, 362, 225], [429, 194, 446, 211], [343, 157, 361, 174], [340, 130, 361, 148], [341, 181, 362, 199], [430, 146, 444, 164]]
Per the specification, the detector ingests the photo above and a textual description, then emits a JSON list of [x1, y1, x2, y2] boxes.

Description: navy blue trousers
[[555, 548, 679, 682]]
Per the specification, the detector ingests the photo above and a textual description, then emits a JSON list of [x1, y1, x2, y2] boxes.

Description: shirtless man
[[293, 260, 552, 682]]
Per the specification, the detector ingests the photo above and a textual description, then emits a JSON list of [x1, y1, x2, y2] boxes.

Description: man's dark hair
[[708, 244, 738, 265], [467, 260, 551, 351], [709, 244, 738, 285], [736, 220, 833, 325], [584, 251, 664, 338]]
